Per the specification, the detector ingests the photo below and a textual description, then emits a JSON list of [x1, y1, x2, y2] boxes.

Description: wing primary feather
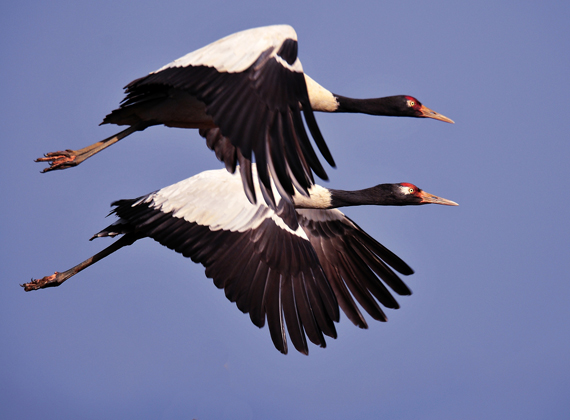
[[281, 110, 311, 196], [258, 180, 277, 211], [336, 252, 387, 322], [266, 138, 294, 205], [302, 268, 338, 337], [264, 269, 287, 354], [295, 238, 339, 325], [281, 276, 309, 355], [204, 232, 252, 288], [265, 114, 293, 200], [200, 128, 238, 173], [247, 261, 270, 328], [293, 273, 327, 347], [301, 101, 336, 168], [213, 246, 250, 290], [349, 219, 414, 275], [346, 242, 402, 308], [304, 246, 340, 322], [287, 121, 314, 190], [223, 238, 264, 301], [237, 151, 257, 204], [252, 135, 274, 208], [340, 241, 400, 308], [315, 245, 367, 328], [268, 112, 296, 197], [292, 110, 329, 181], [349, 237, 412, 296], [231, 259, 261, 311]]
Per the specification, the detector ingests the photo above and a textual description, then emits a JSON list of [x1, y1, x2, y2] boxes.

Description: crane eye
[[407, 100, 415, 107], [409, 188, 415, 193]]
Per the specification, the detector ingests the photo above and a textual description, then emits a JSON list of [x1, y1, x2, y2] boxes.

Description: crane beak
[[419, 105, 455, 124], [419, 191, 459, 206]]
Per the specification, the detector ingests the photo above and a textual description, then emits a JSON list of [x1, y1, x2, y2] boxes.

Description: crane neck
[[329, 185, 404, 208], [333, 95, 407, 116], [293, 184, 413, 210]]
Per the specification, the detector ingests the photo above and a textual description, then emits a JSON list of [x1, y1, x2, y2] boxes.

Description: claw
[[35, 124, 147, 172], [21, 235, 138, 293], [21, 272, 61, 291], [36, 150, 79, 172]]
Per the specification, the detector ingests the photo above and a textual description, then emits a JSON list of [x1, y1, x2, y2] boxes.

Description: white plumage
[[135, 168, 304, 235], [156, 25, 303, 74]]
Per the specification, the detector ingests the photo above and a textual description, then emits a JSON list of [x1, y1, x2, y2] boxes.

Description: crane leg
[[21, 234, 139, 292], [36, 122, 148, 172]]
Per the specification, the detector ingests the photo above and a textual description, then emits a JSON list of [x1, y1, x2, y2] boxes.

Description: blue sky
[[2, 1, 569, 419]]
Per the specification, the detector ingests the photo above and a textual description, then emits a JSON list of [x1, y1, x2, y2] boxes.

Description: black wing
[[297, 209, 414, 328], [105, 40, 335, 205], [97, 197, 340, 355]]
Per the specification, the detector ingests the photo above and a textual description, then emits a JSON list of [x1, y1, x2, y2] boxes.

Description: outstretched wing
[[105, 25, 335, 205], [296, 209, 414, 328], [94, 169, 339, 354]]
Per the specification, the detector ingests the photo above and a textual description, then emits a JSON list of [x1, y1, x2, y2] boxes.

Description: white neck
[[304, 74, 339, 112], [292, 184, 332, 209]]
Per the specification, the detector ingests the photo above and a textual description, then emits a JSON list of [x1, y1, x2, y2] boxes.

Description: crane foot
[[21, 272, 63, 291], [36, 150, 79, 172]]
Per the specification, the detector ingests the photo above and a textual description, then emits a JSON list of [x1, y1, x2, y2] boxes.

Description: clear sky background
[[2, 1, 569, 419]]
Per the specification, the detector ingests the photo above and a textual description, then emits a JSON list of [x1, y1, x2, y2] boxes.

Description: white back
[[138, 169, 307, 238], [154, 25, 302, 74]]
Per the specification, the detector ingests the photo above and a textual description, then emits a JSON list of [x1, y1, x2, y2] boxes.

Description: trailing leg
[[36, 123, 148, 172], [22, 234, 139, 291]]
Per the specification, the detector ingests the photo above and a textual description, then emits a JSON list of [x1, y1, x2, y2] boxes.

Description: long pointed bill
[[419, 190, 459, 206], [419, 105, 455, 124]]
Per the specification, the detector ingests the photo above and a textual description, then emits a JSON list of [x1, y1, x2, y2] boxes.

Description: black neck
[[333, 95, 409, 116], [330, 185, 405, 208]]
